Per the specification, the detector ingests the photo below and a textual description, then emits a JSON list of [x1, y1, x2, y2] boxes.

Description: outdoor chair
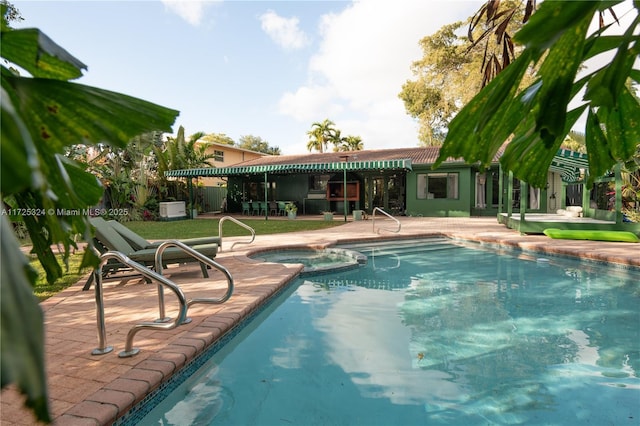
[[269, 201, 278, 216], [259, 201, 268, 216], [83, 217, 218, 290], [107, 219, 221, 250], [242, 201, 250, 215], [251, 202, 260, 216], [277, 201, 287, 216]]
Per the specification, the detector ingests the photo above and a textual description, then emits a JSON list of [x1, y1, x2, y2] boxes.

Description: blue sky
[[13, 1, 638, 155], [13, 0, 483, 154]]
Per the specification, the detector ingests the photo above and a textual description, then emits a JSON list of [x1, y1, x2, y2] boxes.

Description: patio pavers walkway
[[2, 217, 638, 425]]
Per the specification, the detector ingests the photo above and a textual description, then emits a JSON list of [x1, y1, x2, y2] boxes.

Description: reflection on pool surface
[[135, 239, 640, 425]]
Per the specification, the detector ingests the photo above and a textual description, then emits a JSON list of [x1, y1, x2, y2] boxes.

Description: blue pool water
[[137, 239, 640, 425], [250, 247, 366, 274]]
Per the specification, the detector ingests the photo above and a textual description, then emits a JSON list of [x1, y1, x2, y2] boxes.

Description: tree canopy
[[306, 119, 364, 152], [238, 135, 281, 155], [399, 0, 531, 146], [434, 0, 639, 188]]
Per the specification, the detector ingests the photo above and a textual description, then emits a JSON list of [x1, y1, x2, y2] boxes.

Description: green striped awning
[[165, 159, 412, 178], [549, 149, 589, 182]]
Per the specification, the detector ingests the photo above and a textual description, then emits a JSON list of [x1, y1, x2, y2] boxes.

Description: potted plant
[[285, 203, 297, 219], [323, 211, 334, 221]]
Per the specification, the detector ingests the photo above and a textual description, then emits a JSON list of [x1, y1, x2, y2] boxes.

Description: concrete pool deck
[[2, 217, 639, 425]]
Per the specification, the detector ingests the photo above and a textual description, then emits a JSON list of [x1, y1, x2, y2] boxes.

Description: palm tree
[[154, 126, 216, 200], [339, 135, 364, 151], [155, 127, 215, 174], [306, 119, 337, 153]]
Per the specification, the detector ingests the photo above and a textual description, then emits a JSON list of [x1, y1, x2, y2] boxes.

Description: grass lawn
[[124, 218, 341, 240], [30, 217, 342, 300], [30, 252, 90, 301]]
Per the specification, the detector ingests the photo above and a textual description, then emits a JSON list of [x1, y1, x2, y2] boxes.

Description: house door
[[368, 174, 406, 214]]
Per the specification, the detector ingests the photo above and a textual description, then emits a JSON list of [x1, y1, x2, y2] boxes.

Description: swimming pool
[[249, 247, 367, 275], [132, 238, 640, 425]]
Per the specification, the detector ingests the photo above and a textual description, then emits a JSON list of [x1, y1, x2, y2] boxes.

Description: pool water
[[137, 239, 640, 425], [250, 247, 367, 274]]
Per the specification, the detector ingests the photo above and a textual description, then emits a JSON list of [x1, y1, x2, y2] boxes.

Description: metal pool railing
[[372, 207, 401, 234], [218, 216, 255, 251], [154, 240, 234, 325], [91, 251, 189, 358], [92, 242, 235, 358]]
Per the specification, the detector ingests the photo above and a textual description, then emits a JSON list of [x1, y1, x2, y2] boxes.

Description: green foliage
[[334, 134, 363, 152], [306, 119, 362, 152], [30, 252, 90, 301], [285, 202, 298, 213], [154, 126, 216, 172], [153, 126, 217, 202], [400, 1, 531, 146], [1, 216, 47, 421], [237, 134, 281, 155], [200, 132, 235, 145], [307, 118, 337, 153], [435, 1, 640, 188], [0, 3, 178, 421]]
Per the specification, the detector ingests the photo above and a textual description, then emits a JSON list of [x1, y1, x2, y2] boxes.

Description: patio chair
[[242, 201, 250, 215], [251, 202, 260, 216], [84, 217, 218, 290], [269, 201, 278, 216], [277, 201, 287, 216], [107, 219, 221, 250], [259, 201, 268, 216]]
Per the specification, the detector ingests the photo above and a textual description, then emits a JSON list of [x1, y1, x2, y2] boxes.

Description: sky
[[12, 0, 485, 155]]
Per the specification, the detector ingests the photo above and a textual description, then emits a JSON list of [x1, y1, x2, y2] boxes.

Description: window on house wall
[[417, 173, 459, 199], [214, 150, 224, 162], [476, 171, 500, 208], [309, 175, 329, 191]]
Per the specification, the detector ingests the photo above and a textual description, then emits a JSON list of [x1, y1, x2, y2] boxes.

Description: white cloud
[[278, 85, 343, 122], [260, 10, 310, 50], [162, 0, 218, 26], [278, 0, 483, 150]]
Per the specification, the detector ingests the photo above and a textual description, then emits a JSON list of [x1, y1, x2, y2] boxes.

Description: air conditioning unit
[[159, 201, 186, 219]]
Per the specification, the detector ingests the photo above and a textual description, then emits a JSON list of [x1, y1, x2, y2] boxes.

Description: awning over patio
[[549, 149, 589, 183], [165, 159, 413, 178]]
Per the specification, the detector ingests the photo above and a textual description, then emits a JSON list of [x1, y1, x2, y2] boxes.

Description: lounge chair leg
[[200, 262, 209, 278]]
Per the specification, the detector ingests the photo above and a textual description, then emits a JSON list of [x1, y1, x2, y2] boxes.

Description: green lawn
[[30, 252, 90, 301], [124, 218, 341, 240], [31, 217, 342, 300]]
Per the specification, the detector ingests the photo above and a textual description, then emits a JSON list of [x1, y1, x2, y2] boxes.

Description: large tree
[[237, 134, 281, 155], [399, 0, 532, 146], [435, 0, 639, 188], [1, 3, 178, 421], [200, 132, 235, 145]]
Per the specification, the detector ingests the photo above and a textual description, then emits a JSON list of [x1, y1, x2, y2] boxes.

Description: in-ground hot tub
[[249, 247, 367, 274]]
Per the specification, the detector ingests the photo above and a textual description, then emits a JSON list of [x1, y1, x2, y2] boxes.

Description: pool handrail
[[218, 216, 255, 251], [372, 207, 401, 234], [370, 247, 401, 270], [155, 240, 234, 322], [92, 251, 188, 358]]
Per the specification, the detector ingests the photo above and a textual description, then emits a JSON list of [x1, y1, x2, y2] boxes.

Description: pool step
[[365, 243, 460, 257], [341, 238, 451, 252]]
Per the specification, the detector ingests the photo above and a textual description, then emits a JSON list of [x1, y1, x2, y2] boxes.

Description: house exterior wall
[[405, 165, 473, 217], [199, 144, 267, 187], [228, 165, 488, 217]]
